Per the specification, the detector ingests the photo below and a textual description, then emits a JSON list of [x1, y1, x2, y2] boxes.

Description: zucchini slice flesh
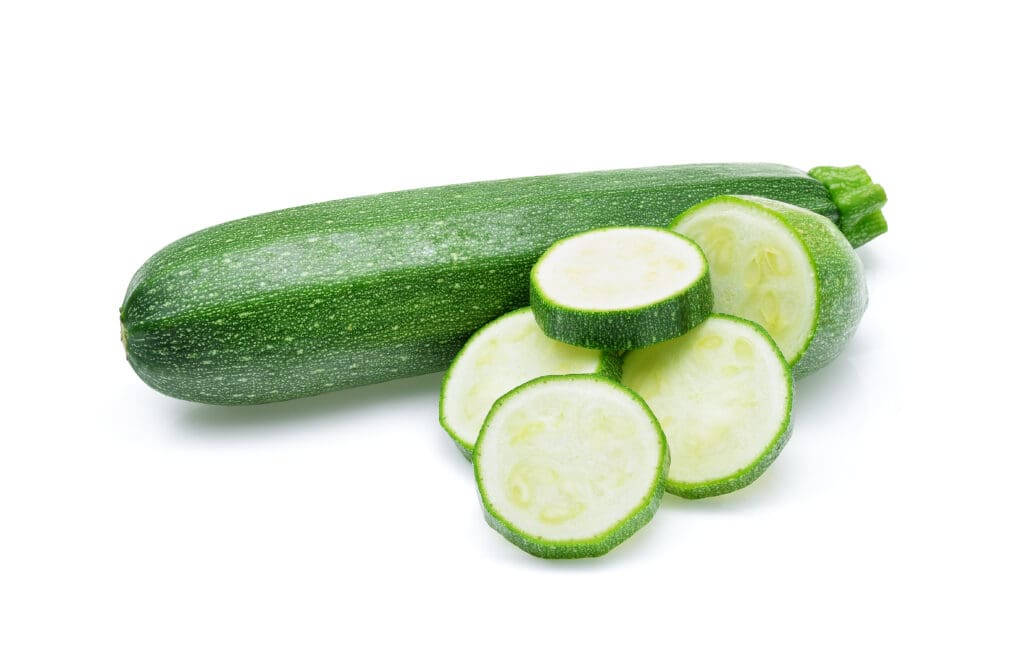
[[531, 227, 712, 350], [621, 315, 792, 498], [474, 375, 667, 558], [671, 195, 867, 377], [674, 201, 815, 362], [439, 308, 618, 458]]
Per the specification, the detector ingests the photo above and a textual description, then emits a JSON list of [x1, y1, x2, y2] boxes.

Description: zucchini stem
[[808, 165, 888, 247]]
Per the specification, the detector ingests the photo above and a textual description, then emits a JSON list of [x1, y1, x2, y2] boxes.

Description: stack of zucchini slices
[[440, 198, 868, 559]]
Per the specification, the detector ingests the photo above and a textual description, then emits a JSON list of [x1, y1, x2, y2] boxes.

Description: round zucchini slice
[[474, 375, 668, 558], [530, 227, 712, 350], [621, 315, 792, 498]]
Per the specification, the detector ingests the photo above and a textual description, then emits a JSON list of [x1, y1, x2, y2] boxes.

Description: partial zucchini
[[121, 163, 885, 404], [531, 227, 712, 350], [621, 315, 792, 498], [474, 375, 668, 558], [439, 307, 620, 459], [671, 195, 867, 378]]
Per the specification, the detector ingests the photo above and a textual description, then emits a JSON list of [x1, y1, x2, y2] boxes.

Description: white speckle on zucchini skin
[[122, 164, 842, 405]]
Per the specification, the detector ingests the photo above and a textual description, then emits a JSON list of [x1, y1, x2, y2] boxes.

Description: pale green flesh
[[622, 317, 789, 487], [440, 309, 604, 452], [476, 378, 663, 541], [533, 227, 706, 311], [672, 203, 816, 363]]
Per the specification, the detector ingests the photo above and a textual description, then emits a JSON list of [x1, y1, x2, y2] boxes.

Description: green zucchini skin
[[121, 164, 862, 405]]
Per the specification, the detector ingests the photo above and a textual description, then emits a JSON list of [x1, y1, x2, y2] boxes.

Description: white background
[[3, 2, 1021, 660]]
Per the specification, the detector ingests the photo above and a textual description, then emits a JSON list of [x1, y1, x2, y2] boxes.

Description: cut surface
[[475, 375, 666, 557], [672, 201, 816, 363], [621, 315, 792, 497], [532, 227, 706, 311], [440, 308, 610, 456]]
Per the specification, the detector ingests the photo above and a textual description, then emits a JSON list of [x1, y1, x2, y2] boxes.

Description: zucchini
[[121, 163, 886, 404], [473, 374, 668, 558], [530, 227, 712, 349], [671, 195, 867, 378], [439, 307, 620, 459], [621, 315, 792, 498]]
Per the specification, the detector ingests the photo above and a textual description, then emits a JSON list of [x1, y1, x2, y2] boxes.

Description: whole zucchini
[[121, 163, 886, 404]]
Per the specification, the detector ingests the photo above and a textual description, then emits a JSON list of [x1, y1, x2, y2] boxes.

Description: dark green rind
[[438, 308, 622, 461], [473, 375, 669, 559], [532, 273, 713, 350], [121, 163, 861, 405], [654, 316, 794, 499], [808, 165, 888, 247], [731, 196, 869, 378], [596, 351, 624, 382], [530, 229, 713, 350]]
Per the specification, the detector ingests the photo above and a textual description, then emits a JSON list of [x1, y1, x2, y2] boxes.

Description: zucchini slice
[[474, 375, 668, 558], [439, 308, 620, 459], [670, 195, 867, 377], [530, 227, 712, 350], [621, 315, 792, 498]]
